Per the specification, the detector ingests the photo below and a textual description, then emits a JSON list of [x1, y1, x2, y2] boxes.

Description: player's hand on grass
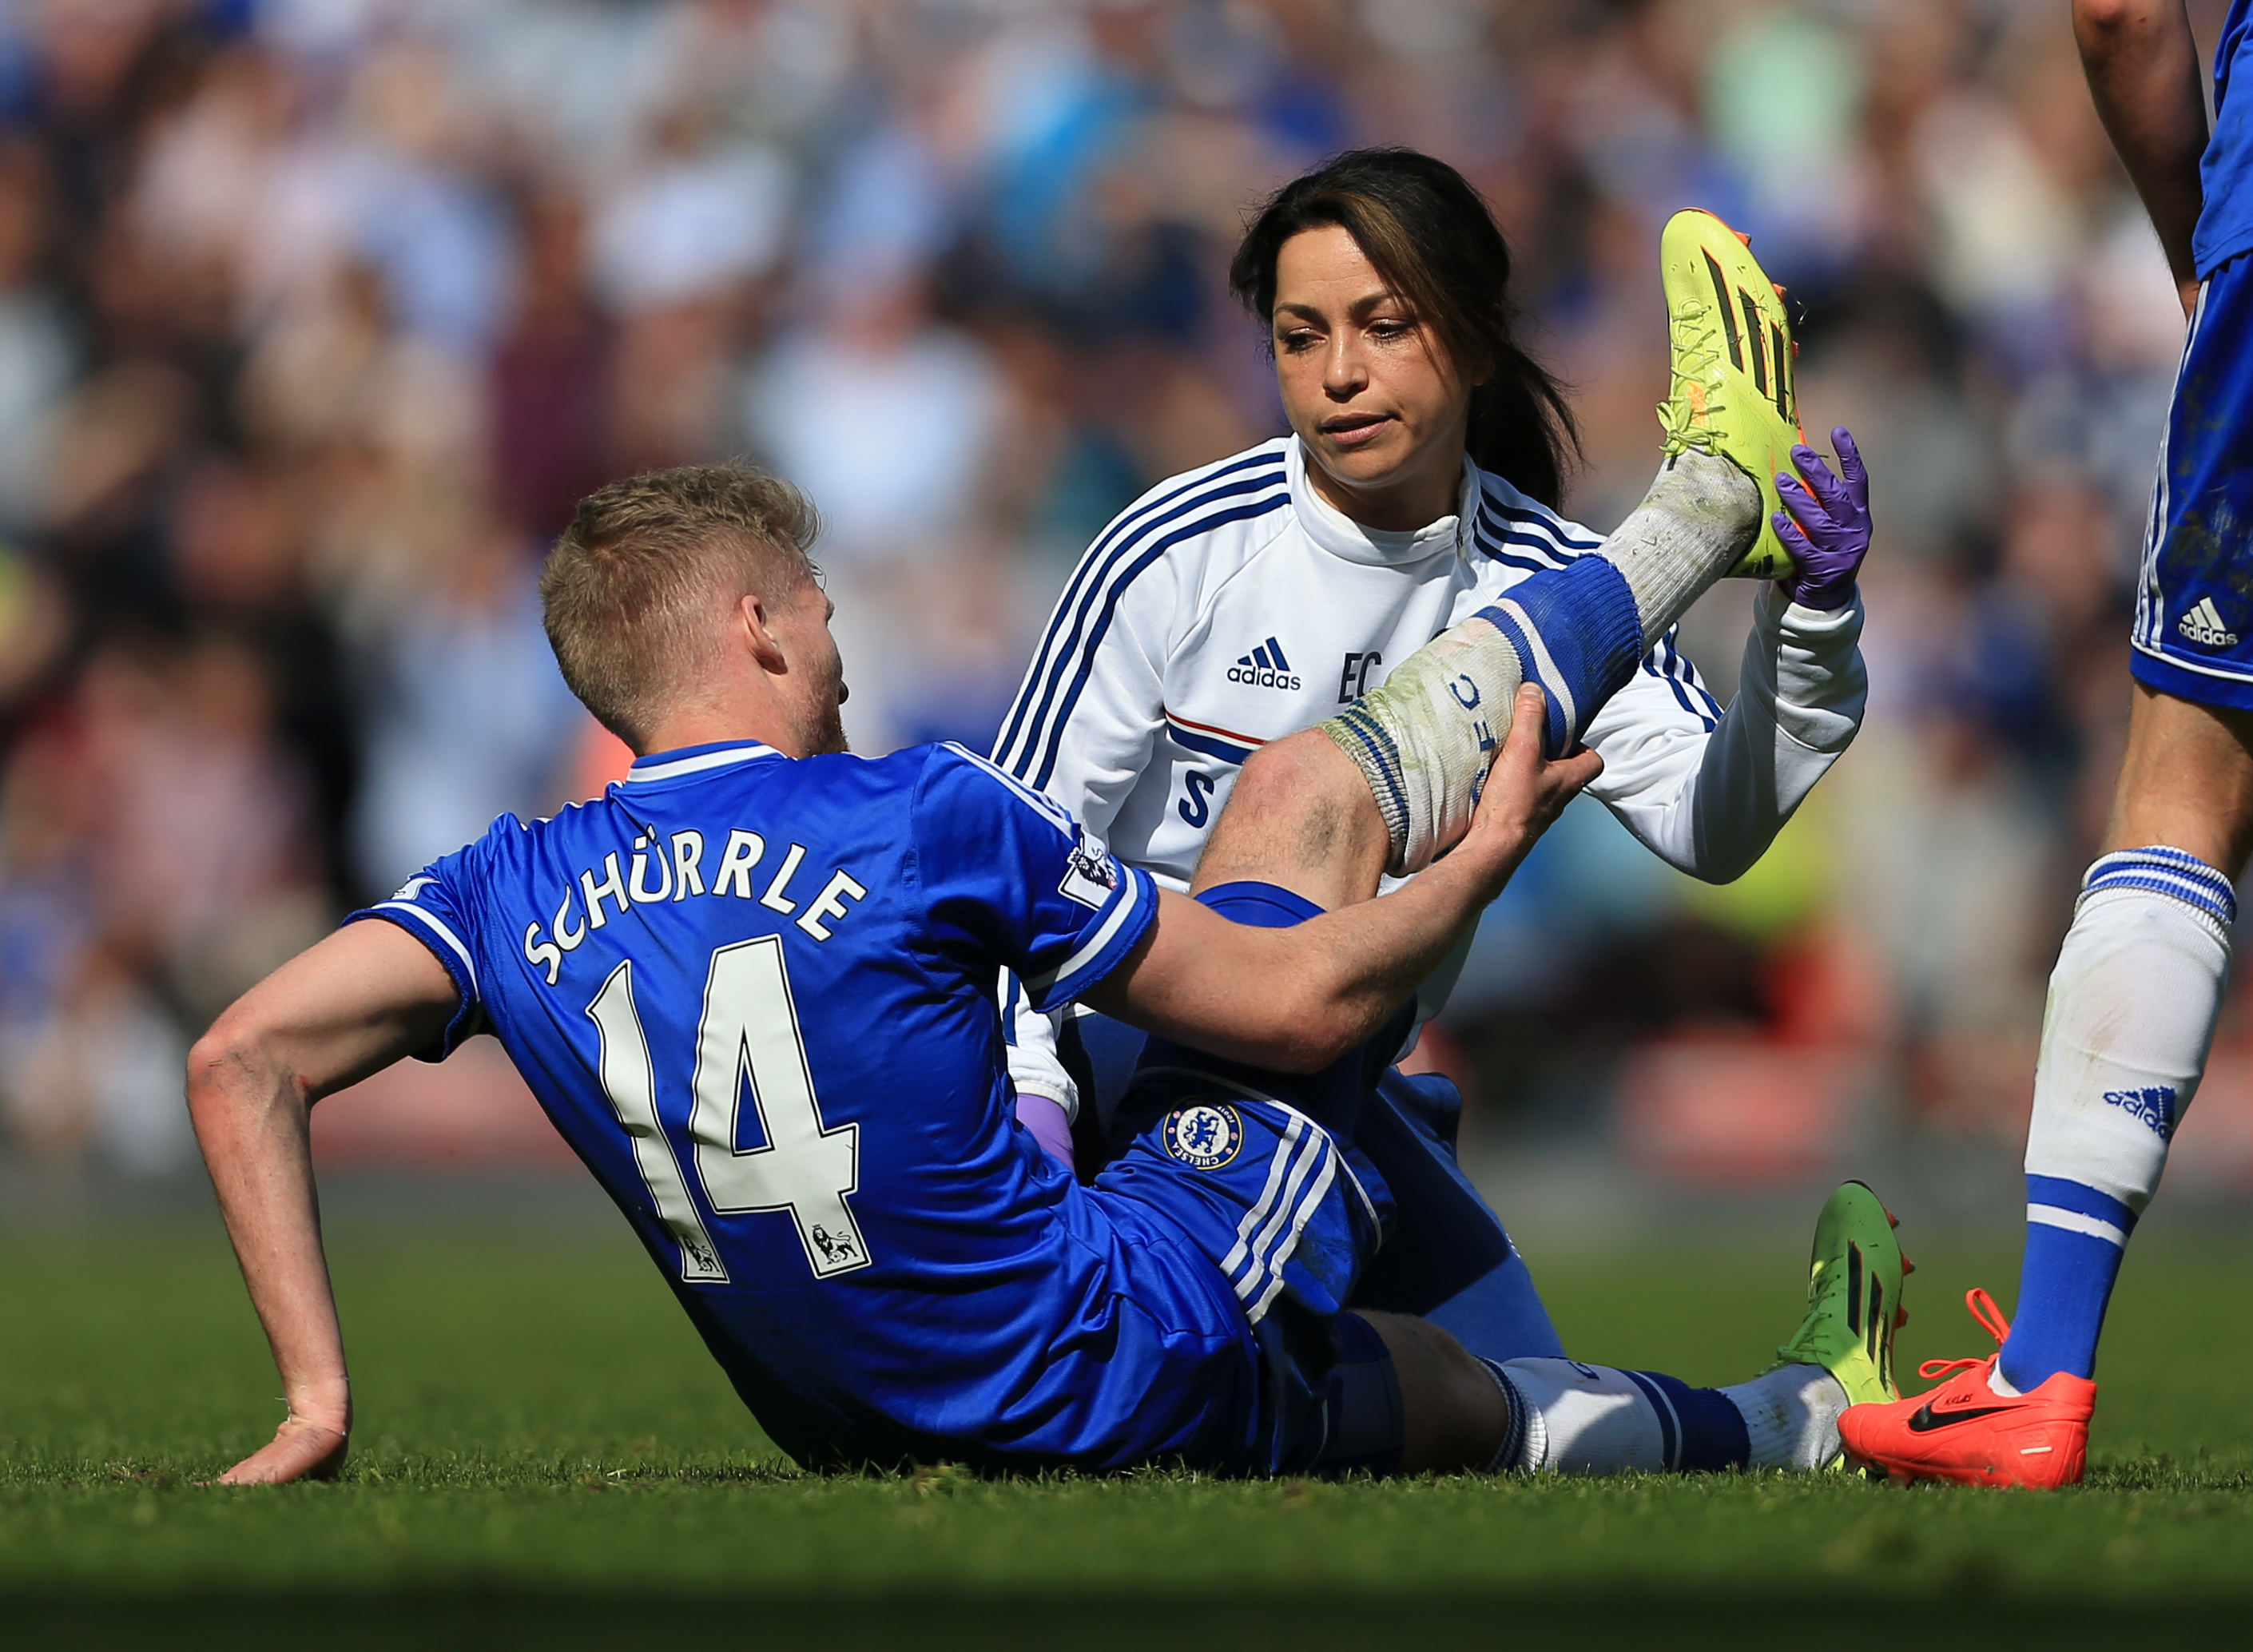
[[1454, 684, 1603, 892], [217, 1391, 350, 1486], [1774, 426, 1870, 611]]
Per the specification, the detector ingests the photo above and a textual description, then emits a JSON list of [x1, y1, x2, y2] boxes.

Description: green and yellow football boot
[[1655, 208, 1808, 579], [1770, 1179, 1910, 1463]]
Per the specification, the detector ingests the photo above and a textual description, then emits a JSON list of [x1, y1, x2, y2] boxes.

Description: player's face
[[1270, 224, 1473, 534], [773, 576, 851, 757]]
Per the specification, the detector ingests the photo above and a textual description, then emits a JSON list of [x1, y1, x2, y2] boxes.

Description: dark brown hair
[[1228, 147, 1579, 509], [541, 464, 820, 748]]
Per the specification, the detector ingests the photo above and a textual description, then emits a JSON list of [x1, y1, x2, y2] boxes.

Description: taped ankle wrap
[[1319, 556, 1644, 875]]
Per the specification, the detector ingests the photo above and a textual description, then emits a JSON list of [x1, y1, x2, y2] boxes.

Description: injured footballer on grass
[[189, 216, 1905, 1484]]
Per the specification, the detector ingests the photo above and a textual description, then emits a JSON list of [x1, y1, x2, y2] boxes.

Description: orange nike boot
[[1836, 1288, 2095, 1489]]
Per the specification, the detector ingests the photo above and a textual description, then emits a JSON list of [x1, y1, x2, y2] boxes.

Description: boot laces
[[1658, 298, 1727, 455], [1915, 1287, 2012, 1383]]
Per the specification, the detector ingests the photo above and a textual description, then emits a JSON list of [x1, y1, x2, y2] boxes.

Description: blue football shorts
[[1095, 1064, 1400, 1475], [1066, 1004, 1564, 1360], [2134, 248, 2253, 710]]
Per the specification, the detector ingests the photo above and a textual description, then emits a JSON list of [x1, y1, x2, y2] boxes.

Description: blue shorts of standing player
[[2135, 250, 2253, 705]]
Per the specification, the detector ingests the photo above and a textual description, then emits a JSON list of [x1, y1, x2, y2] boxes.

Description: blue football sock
[[1629, 1369, 1752, 1471], [1472, 553, 1643, 756], [1999, 1175, 2135, 1388]]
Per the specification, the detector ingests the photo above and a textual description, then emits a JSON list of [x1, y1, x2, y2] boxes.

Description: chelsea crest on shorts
[[1161, 1101, 1246, 1170]]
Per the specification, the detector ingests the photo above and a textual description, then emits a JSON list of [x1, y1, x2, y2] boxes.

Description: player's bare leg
[[1190, 726, 1394, 911], [2103, 685, 2253, 868], [1358, 1310, 1514, 1472]]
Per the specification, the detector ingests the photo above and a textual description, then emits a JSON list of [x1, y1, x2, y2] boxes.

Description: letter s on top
[[523, 921, 564, 986]]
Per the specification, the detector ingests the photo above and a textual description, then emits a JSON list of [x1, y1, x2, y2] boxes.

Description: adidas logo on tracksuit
[[1226, 636, 1301, 690], [2179, 597, 2239, 648]]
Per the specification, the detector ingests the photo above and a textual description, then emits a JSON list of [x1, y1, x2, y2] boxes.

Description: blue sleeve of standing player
[[909, 744, 1159, 1014]]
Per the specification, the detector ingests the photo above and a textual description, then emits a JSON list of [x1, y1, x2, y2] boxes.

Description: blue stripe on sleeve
[[1469, 521, 1562, 575], [1027, 492, 1291, 791], [1023, 866, 1161, 1011], [1643, 631, 1719, 731], [995, 447, 1285, 767], [1477, 479, 1604, 551], [995, 454, 1286, 776]]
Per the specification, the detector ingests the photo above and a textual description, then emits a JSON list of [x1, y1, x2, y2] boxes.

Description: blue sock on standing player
[[2001, 848, 2234, 1391]]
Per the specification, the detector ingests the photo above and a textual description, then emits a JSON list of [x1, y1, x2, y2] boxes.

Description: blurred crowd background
[[1, 0, 2247, 1199]]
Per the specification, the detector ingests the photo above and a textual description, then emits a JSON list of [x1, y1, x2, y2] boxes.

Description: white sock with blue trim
[[2001, 847, 2234, 1390], [1321, 452, 1756, 874], [1491, 1360, 1669, 1474], [1487, 1356, 1761, 1475]]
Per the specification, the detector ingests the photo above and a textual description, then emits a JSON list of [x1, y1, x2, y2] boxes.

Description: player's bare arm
[[2074, 0, 2209, 310], [1082, 684, 1600, 1071], [185, 920, 460, 1484]]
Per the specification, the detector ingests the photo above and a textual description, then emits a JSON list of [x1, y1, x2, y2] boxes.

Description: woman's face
[[1270, 224, 1474, 533]]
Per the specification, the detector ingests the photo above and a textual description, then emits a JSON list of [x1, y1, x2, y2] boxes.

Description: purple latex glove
[[1772, 427, 1870, 611], [1015, 1092, 1076, 1174]]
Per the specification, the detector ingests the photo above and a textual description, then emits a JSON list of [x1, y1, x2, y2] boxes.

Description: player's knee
[[1231, 732, 1344, 822], [1202, 730, 1384, 887]]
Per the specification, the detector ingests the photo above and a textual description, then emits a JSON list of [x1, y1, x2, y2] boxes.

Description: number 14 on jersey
[[585, 937, 871, 1282]]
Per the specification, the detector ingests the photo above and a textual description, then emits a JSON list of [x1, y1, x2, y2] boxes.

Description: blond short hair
[[540, 464, 821, 748]]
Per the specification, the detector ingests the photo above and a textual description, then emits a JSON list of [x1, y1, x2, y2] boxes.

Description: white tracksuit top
[[991, 435, 1868, 1115]]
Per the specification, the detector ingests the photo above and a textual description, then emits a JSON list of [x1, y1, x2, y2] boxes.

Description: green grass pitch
[[5, 1201, 2251, 1647]]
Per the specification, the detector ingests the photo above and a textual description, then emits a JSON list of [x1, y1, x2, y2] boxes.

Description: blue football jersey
[[354, 738, 1268, 1470], [2198, 1, 2253, 276]]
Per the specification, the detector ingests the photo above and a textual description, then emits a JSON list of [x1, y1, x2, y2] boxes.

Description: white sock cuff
[[1476, 1356, 1534, 1474], [2080, 848, 2236, 942], [1320, 617, 1522, 876]]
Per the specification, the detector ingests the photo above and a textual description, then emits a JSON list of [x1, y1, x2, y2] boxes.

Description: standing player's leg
[[1842, 254, 2253, 1489], [2009, 689, 2251, 1391], [1840, 696, 2248, 1488]]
